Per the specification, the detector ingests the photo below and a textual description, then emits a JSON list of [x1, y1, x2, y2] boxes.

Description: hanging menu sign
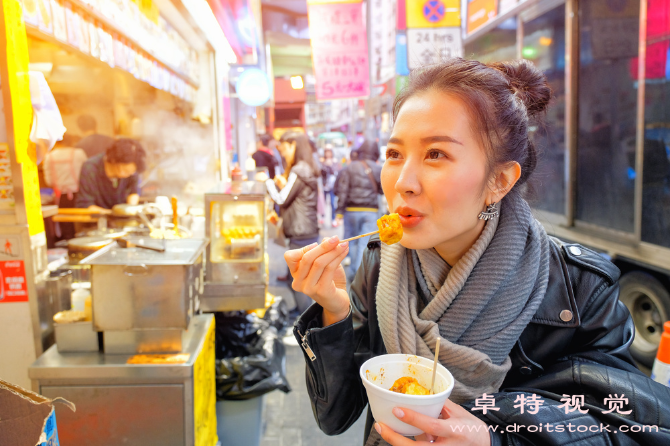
[[369, 0, 397, 85], [308, 1, 370, 100]]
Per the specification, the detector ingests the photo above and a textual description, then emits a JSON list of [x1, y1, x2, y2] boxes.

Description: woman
[[266, 132, 320, 313], [334, 140, 383, 282], [284, 58, 670, 445], [76, 138, 146, 211]]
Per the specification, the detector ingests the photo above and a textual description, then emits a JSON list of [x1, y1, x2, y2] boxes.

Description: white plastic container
[[360, 354, 454, 436], [71, 287, 90, 312]]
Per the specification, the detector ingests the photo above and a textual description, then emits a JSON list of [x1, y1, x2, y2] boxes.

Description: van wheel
[[619, 271, 670, 368]]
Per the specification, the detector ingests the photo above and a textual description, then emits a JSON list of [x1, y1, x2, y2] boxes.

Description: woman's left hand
[[375, 399, 492, 446]]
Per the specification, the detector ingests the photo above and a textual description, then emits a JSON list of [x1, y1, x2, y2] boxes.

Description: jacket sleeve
[[265, 172, 302, 208], [292, 243, 378, 435], [466, 278, 670, 445], [334, 168, 349, 218]]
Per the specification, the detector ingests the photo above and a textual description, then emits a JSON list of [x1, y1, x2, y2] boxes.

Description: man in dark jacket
[[75, 114, 114, 158], [335, 140, 383, 282], [293, 236, 670, 445]]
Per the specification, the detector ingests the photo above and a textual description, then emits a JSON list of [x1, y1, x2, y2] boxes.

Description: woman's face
[[381, 90, 491, 257]]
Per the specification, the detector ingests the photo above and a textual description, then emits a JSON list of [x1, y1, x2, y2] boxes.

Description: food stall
[[29, 237, 217, 446]]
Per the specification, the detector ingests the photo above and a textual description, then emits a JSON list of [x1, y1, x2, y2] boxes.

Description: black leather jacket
[[279, 161, 319, 240], [293, 235, 670, 445], [335, 160, 382, 216]]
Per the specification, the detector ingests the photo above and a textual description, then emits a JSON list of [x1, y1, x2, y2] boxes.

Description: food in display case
[[210, 201, 264, 263]]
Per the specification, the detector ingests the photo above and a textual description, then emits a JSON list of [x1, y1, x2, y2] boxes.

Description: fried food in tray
[[377, 213, 403, 245]]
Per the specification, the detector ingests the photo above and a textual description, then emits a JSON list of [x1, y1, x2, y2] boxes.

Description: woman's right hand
[[284, 236, 350, 326]]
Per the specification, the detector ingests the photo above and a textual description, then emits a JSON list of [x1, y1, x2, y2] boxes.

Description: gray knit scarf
[[376, 194, 550, 404]]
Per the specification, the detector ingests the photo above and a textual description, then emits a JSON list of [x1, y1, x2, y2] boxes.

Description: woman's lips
[[398, 214, 424, 228], [396, 207, 425, 228]]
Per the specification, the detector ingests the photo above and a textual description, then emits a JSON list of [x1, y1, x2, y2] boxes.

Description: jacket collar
[[530, 239, 581, 328]]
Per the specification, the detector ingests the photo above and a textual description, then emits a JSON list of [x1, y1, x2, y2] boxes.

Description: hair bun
[[489, 59, 551, 115]]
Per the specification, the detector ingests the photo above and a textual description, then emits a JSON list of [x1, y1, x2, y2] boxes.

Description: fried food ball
[[389, 376, 430, 395], [377, 213, 403, 245]]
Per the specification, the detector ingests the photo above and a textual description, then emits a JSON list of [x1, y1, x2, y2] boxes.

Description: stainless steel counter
[[29, 314, 216, 446]]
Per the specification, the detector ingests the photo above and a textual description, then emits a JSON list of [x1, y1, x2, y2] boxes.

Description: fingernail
[[329, 236, 339, 244], [339, 242, 348, 248], [392, 407, 404, 418], [374, 423, 381, 434]]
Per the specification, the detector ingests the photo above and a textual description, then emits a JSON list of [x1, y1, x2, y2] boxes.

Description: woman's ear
[[487, 161, 521, 204]]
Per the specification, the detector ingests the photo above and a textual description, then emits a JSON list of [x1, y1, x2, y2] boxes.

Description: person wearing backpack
[[334, 140, 382, 282]]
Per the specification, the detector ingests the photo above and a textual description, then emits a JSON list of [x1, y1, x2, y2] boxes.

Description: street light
[[290, 75, 304, 89]]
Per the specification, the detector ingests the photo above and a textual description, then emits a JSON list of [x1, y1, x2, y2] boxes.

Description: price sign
[[308, 2, 370, 100]]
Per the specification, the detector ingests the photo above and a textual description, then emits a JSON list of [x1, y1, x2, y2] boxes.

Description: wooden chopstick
[[340, 230, 379, 243]]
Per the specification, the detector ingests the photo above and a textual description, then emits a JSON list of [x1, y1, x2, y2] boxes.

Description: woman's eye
[[426, 150, 446, 160], [386, 149, 401, 159]]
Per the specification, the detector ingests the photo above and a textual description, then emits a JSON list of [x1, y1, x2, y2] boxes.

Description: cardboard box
[[0, 379, 74, 446]]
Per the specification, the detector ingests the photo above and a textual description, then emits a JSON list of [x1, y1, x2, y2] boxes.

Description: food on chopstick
[[340, 213, 403, 245], [389, 377, 430, 396], [377, 213, 403, 244]]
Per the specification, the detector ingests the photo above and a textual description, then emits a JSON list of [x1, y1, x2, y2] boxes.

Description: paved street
[[261, 219, 368, 446]]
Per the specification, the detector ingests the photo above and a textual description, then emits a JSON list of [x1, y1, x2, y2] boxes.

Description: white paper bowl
[[360, 354, 454, 436]]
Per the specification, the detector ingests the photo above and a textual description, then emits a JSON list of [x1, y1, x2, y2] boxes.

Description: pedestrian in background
[[43, 133, 87, 240], [75, 114, 114, 158], [321, 148, 340, 226], [265, 132, 320, 313], [252, 134, 279, 179], [267, 134, 284, 176], [334, 140, 382, 282]]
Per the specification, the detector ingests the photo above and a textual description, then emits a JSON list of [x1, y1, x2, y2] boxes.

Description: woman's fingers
[[391, 407, 444, 437], [290, 236, 341, 284], [302, 241, 349, 295], [375, 423, 429, 446], [284, 242, 318, 275]]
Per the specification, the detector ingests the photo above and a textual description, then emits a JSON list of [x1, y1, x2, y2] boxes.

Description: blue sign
[[423, 0, 445, 23], [396, 32, 410, 76], [235, 68, 271, 107]]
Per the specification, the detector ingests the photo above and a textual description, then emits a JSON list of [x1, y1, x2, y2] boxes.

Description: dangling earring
[[478, 202, 499, 220]]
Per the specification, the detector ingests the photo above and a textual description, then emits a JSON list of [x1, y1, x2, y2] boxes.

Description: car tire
[[619, 271, 670, 368]]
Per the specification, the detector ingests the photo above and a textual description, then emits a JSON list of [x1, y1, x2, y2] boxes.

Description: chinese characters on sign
[[369, 0, 397, 84], [471, 393, 634, 415], [308, 1, 370, 100], [0, 260, 28, 303], [405, 0, 461, 70], [407, 28, 462, 69]]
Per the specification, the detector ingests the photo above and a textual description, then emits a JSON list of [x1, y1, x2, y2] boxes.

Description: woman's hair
[[280, 132, 318, 175], [106, 138, 147, 173], [259, 134, 272, 147], [393, 58, 551, 197]]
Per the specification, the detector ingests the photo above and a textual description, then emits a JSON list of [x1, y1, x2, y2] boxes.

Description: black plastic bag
[[214, 302, 291, 401], [262, 296, 290, 332]]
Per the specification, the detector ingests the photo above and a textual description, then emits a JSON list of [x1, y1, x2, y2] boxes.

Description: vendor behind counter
[[76, 138, 146, 211]]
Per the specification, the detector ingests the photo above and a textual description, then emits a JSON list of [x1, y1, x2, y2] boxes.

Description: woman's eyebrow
[[420, 135, 463, 146]]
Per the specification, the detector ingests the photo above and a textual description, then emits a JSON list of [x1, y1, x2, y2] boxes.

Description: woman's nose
[[394, 163, 421, 196]]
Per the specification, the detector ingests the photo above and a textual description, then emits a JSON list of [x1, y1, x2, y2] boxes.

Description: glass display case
[[210, 200, 264, 263], [203, 182, 269, 311]]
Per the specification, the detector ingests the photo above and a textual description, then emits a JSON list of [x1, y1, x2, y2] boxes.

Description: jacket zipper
[[297, 329, 317, 361]]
